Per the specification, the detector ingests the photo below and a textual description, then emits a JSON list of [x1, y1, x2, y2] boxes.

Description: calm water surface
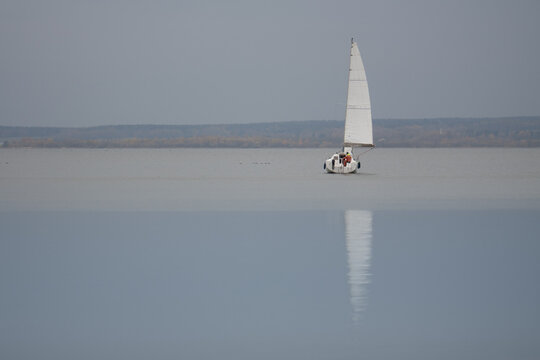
[[1, 148, 539, 359], [1, 148, 539, 210]]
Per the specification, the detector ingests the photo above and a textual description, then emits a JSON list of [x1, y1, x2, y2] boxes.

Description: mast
[[343, 38, 353, 152]]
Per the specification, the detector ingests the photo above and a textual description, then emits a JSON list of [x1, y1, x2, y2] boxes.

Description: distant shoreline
[[1, 117, 539, 148]]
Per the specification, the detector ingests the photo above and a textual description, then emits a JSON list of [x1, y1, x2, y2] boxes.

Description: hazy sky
[[1, 0, 539, 127]]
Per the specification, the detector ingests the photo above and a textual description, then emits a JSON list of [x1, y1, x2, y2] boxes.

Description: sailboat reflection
[[345, 210, 373, 322]]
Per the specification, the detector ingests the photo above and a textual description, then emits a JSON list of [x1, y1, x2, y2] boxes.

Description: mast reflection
[[345, 210, 373, 322]]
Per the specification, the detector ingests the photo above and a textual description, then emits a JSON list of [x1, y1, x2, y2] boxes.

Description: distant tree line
[[373, 117, 540, 147], [1, 117, 539, 148], [2, 136, 337, 148]]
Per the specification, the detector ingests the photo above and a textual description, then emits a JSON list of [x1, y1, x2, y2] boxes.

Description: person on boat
[[343, 152, 352, 167]]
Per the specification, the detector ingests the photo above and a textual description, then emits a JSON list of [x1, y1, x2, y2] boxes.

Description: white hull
[[324, 154, 360, 174]]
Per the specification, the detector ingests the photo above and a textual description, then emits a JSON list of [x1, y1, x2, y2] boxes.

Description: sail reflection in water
[[345, 210, 373, 322]]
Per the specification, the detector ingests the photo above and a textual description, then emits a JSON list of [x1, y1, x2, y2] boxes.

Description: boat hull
[[324, 157, 359, 174]]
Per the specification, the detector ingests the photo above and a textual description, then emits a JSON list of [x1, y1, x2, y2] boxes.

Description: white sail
[[343, 41, 373, 147]]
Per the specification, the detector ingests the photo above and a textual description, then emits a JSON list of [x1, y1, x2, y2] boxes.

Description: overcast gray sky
[[1, 0, 539, 127]]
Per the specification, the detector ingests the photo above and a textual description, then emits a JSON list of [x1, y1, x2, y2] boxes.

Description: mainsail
[[343, 40, 373, 147]]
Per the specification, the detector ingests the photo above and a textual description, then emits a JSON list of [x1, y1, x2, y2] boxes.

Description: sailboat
[[324, 39, 374, 174]]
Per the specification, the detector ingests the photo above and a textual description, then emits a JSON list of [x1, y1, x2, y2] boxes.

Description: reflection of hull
[[345, 210, 372, 321]]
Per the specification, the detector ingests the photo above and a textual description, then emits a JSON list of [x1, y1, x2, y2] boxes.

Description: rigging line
[[358, 146, 375, 156]]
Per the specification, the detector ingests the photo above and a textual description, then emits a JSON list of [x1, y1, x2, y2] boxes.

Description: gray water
[[1, 148, 539, 359], [2, 148, 540, 211]]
